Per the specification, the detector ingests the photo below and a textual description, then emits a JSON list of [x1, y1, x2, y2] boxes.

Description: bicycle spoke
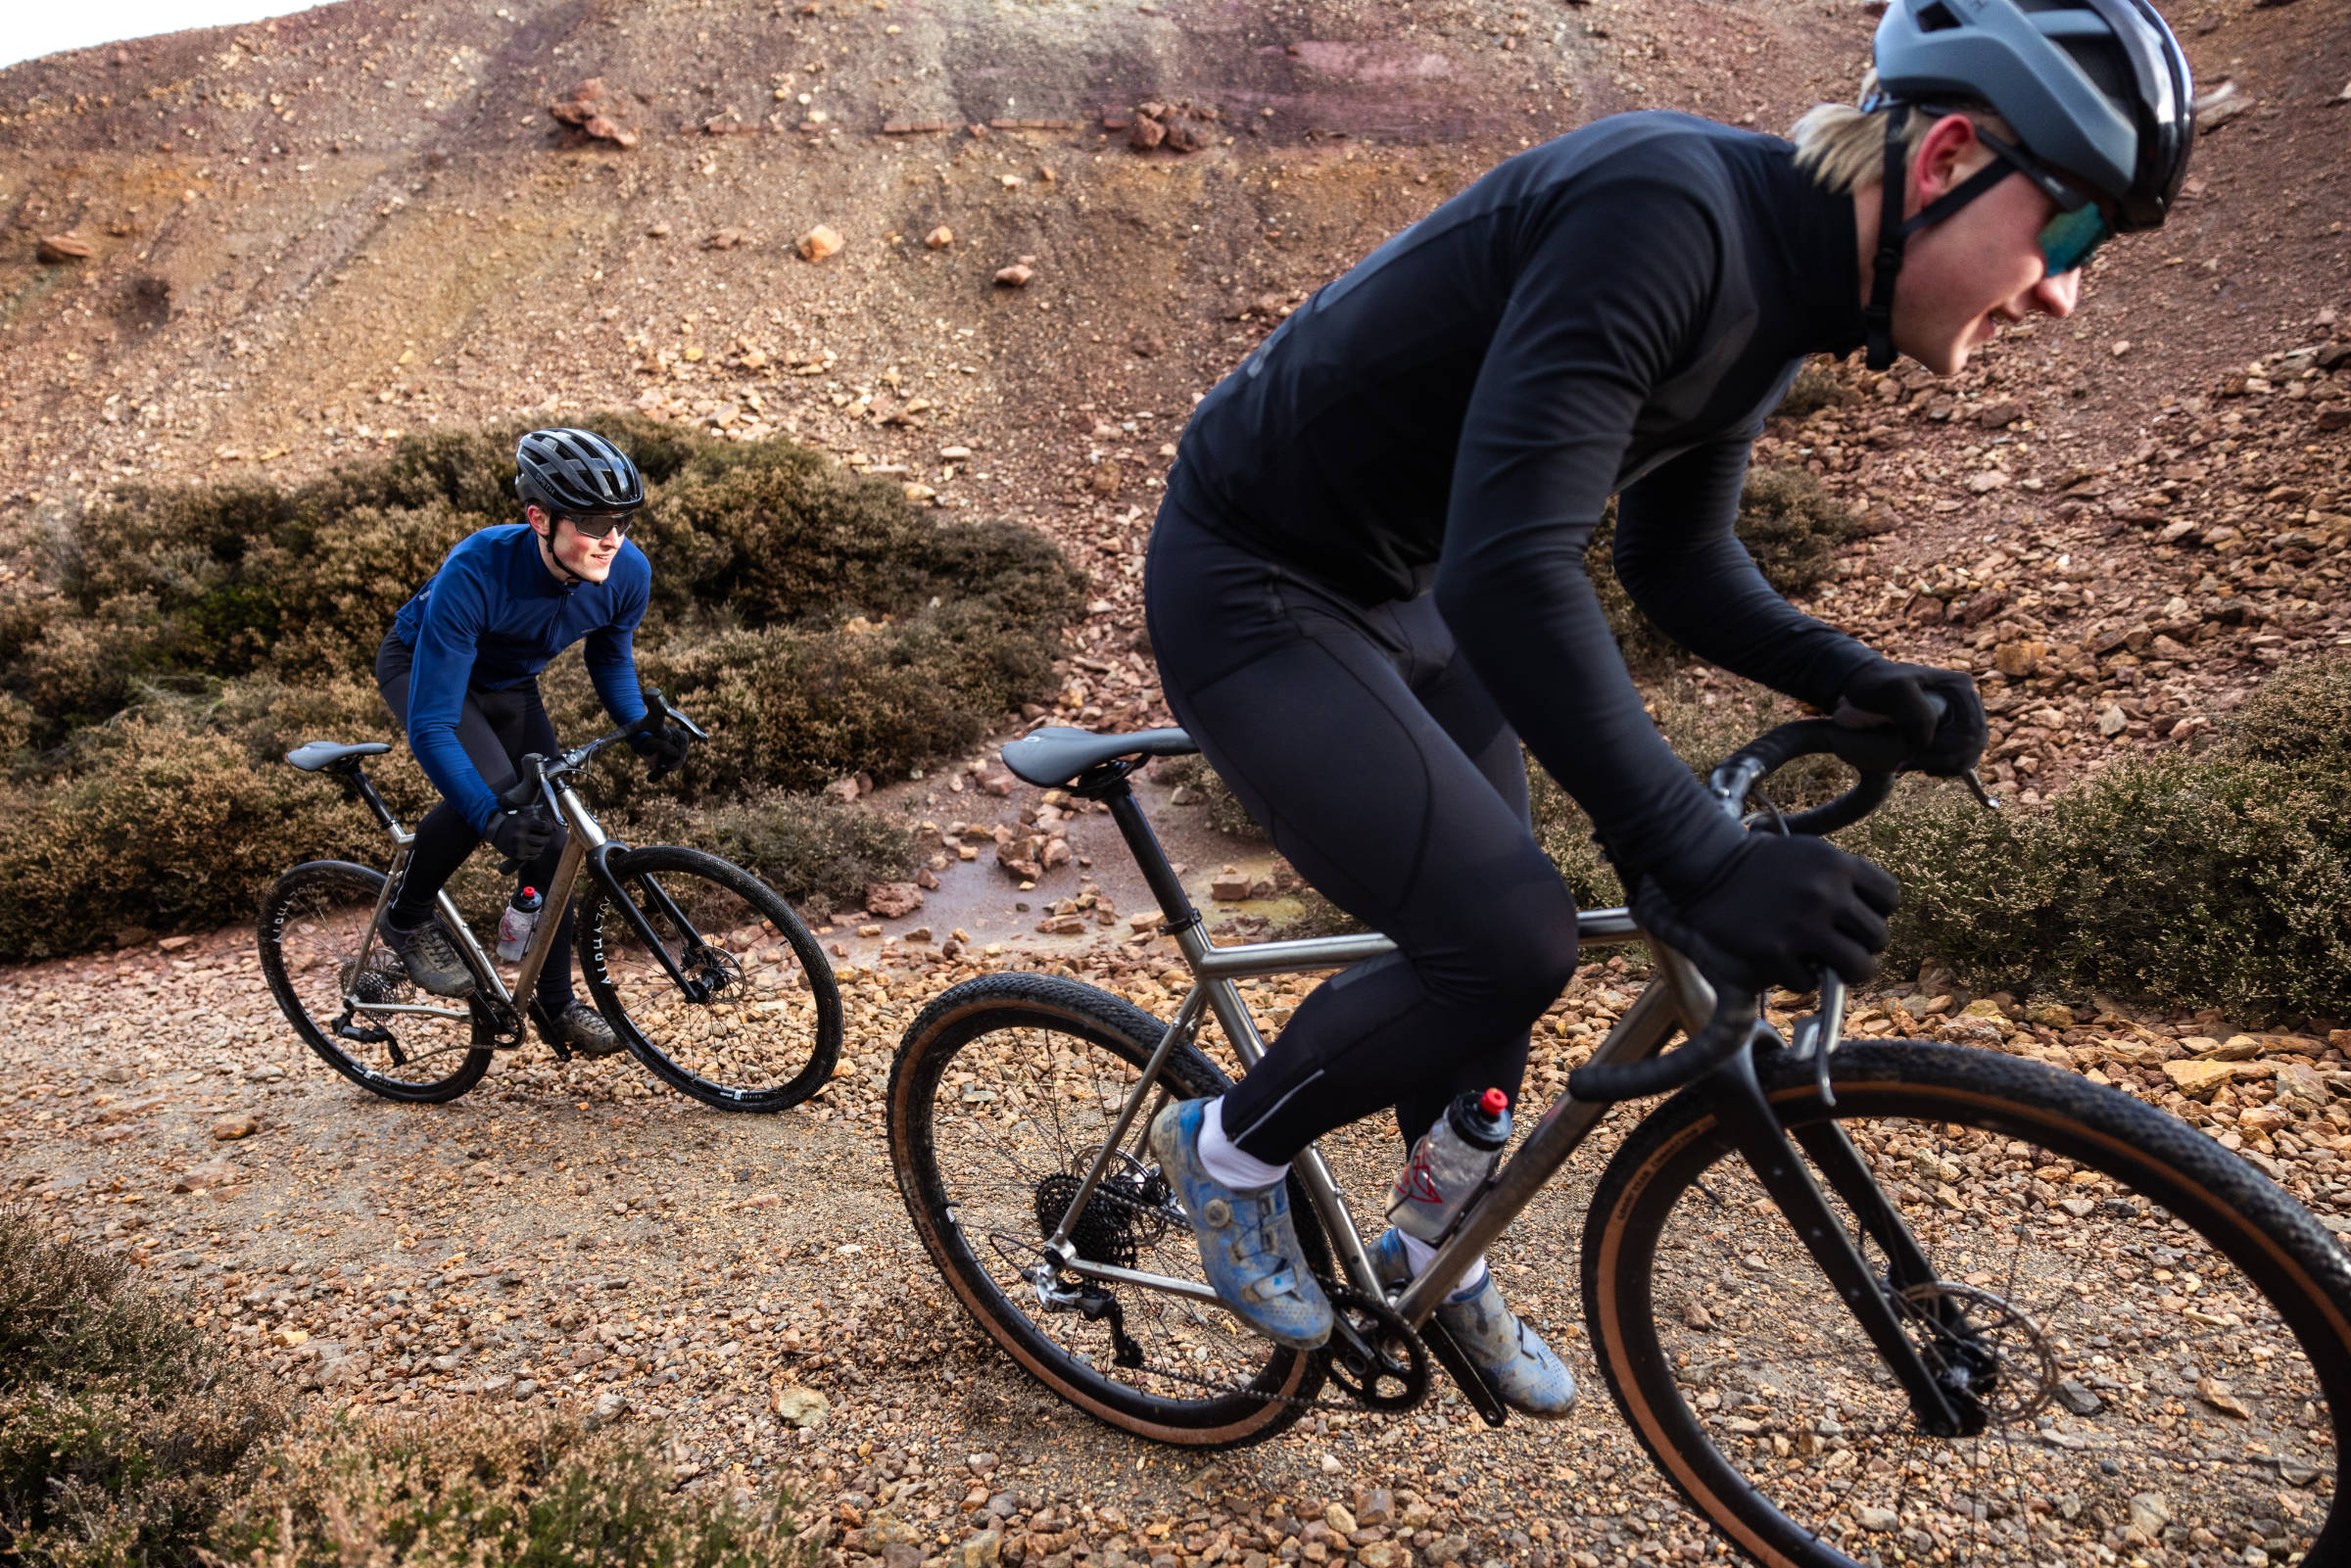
[[1637, 1110, 2335, 1564]]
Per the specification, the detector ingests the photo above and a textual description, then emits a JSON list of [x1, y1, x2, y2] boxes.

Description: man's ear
[[525, 503, 552, 537], [1911, 113, 1984, 207]]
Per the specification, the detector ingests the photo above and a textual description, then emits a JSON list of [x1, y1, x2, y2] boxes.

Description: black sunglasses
[[556, 511, 635, 541]]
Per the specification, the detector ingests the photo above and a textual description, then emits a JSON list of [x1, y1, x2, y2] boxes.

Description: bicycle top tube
[[1184, 907, 1640, 982]]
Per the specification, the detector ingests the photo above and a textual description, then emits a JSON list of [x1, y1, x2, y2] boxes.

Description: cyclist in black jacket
[[1143, 0, 2194, 1410]]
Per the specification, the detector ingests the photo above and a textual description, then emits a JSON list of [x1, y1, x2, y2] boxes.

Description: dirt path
[[7, 882, 2349, 1565]]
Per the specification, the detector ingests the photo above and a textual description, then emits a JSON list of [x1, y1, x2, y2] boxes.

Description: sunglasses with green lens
[[1972, 125, 2115, 278], [2036, 202, 2113, 278]]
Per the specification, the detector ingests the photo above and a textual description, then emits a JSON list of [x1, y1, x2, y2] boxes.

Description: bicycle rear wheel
[[1584, 1040, 2351, 1567], [257, 861, 493, 1104], [888, 972, 1328, 1448], [576, 844, 840, 1112]]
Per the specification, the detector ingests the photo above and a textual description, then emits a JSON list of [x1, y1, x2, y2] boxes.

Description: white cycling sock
[[1196, 1097, 1291, 1191], [1399, 1231, 1491, 1303]]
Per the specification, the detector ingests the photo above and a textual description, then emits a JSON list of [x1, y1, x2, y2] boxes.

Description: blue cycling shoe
[[1149, 1100, 1333, 1350], [1371, 1229, 1577, 1418]]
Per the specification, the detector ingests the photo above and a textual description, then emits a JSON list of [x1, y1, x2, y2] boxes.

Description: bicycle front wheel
[[576, 844, 840, 1112], [1584, 1040, 2351, 1567], [888, 972, 1328, 1449], [257, 860, 493, 1104]]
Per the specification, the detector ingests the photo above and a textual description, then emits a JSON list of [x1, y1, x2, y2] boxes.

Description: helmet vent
[[1915, 1, 1962, 29]]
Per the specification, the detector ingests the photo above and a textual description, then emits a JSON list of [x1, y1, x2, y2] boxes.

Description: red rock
[[864, 881, 925, 919], [993, 262, 1033, 288], [36, 233, 93, 262], [1128, 117, 1166, 151]]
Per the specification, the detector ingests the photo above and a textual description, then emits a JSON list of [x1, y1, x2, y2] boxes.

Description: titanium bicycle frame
[[1036, 766, 1979, 1438], [316, 704, 720, 1061]]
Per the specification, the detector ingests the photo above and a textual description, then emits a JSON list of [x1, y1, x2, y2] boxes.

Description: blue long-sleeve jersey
[[388, 525, 651, 832]]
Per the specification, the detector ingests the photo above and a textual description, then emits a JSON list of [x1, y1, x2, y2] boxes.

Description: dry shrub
[[1867, 655, 2351, 1022], [624, 788, 921, 925], [0, 1212, 285, 1568], [0, 715, 383, 959], [215, 1412, 814, 1568], [1773, 356, 1858, 420], [1586, 466, 1861, 669], [0, 1212, 811, 1568], [0, 417, 1079, 957], [1155, 754, 1268, 841]]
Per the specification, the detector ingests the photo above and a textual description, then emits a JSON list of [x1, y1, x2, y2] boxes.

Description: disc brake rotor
[[1895, 1278, 2059, 1426]]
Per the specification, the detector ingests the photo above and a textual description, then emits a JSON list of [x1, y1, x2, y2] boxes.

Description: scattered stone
[[864, 881, 925, 920], [36, 233, 93, 263], [702, 228, 746, 250], [966, 1450, 999, 1476], [926, 225, 953, 249], [771, 1386, 829, 1427], [2055, 1377, 2102, 1415], [992, 262, 1033, 288], [172, 1161, 239, 1193], [158, 935, 197, 953], [549, 79, 638, 147], [1856, 1506, 1899, 1532], [212, 1114, 260, 1141], [2096, 703, 2128, 737], [796, 224, 844, 262], [2162, 1059, 2263, 1097]]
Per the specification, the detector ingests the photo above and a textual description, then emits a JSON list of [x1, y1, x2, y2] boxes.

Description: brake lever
[[1960, 769, 2000, 810]]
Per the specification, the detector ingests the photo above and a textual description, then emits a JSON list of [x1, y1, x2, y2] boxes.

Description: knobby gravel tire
[[257, 860, 493, 1105], [1582, 1039, 2351, 1568], [888, 972, 1331, 1449], [576, 844, 840, 1113]]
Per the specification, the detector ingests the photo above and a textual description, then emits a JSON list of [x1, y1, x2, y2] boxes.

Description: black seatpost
[[1101, 781, 1200, 937], [340, 766, 403, 833]]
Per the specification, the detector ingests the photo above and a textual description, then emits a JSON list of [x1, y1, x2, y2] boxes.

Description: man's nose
[[2027, 268, 2081, 319]]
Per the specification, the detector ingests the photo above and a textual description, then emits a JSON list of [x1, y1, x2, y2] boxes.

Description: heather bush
[[1867, 656, 2351, 1022], [624, 788, 923, 925], [215, 1411, 815, 1568], [0, 1212, 286, 1567], [0, 1212, 813, 1568], [0, 418, 1076, 957]]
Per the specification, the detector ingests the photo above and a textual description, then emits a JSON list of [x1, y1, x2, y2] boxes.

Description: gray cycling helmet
[[1856, 0, 2193, 366], [514, 427, 645, 516], [1872, 0, 2194, 231]]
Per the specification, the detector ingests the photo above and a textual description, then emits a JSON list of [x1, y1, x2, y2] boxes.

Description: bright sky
[[2, 1, 339, 72]]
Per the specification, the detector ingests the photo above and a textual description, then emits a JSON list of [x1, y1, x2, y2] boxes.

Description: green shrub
[[215, 1412, 813, 1568], [0, 1212, 286, 1568], [1865, 659, 2351, 1022]]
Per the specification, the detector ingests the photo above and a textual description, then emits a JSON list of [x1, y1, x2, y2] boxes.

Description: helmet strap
[[531, 509, 589, 589], [1861, 103, 2030, 370]]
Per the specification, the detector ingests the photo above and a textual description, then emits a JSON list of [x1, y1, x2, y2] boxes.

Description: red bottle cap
[[1479, 1088, 1510, 1116], [523, 887, 538, 898]]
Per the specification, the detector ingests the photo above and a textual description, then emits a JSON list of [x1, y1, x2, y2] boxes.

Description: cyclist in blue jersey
[[1142, 0, 2194, 1413], [373, 428, 692, 1057]]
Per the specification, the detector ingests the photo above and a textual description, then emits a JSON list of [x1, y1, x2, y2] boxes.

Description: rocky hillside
[[1, 0, 2345, 765]]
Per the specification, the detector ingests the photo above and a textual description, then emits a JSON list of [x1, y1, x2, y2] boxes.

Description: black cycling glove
[[631, 723, 694, 782], [487, 807, 557, 866], [1837, 659, 1988, 778], [1633, 835, 1900, 994]]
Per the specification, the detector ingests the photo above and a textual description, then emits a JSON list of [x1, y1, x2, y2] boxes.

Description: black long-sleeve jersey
[[1172, 111, 1882, 896]]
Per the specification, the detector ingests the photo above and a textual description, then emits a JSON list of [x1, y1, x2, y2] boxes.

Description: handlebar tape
[[1566, 991, 1760, 1102]]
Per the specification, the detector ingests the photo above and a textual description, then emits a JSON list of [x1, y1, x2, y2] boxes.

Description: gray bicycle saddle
[[1000, 726, 1196, 788], [285, 740, 391, 772]]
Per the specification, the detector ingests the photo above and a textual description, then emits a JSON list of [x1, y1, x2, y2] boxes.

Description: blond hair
[[1792, 70, 2015, 195]]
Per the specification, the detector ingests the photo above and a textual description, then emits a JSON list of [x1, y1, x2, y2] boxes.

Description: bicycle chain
[[1029, 1168, 1431, 1413]]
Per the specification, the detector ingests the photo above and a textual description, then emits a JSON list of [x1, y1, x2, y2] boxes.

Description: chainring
[[1319, 1282, 1429, 1412]]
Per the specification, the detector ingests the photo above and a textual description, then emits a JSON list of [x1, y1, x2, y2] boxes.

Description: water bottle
[[1385, 1088, 1512, 1243], [496, 885, 544, 963]]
